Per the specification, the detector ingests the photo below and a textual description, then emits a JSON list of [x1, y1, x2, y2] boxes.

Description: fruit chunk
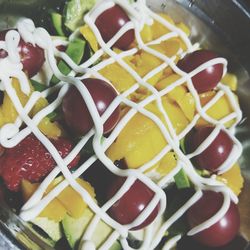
[[221, 73, 238, 91], [21, 177, 95, 221], [106, 105, 167, 169], [177, 50, 223, 93], [107, 100, 189, 169], [218, 164, 244, 196], [0, 29, 45, 77], [0, 134, 79, 191], [57, 178, 95, 218], [186, 127, 234, 173], [197, 91, 236, 127], [21, 180, 67, 222], [95, 4, 135, 50], [62, 78, 120, 135], [187, 191, 240, 247], [107, 178, 160, 230], [0, 78, 61, 138], [80, 25, 99, 52]]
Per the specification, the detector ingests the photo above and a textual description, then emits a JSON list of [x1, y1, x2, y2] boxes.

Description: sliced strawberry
[[0, 134, 80, 191]]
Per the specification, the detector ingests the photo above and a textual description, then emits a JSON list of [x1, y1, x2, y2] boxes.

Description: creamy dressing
[[0, 0, 243, 250]]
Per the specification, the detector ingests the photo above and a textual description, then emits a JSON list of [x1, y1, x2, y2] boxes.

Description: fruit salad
[[0, 0, 245, 249]]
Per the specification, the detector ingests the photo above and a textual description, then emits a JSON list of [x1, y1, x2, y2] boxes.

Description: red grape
[[95, 4, 135, 50], [187, 191, 240, 247], [177, 50, 224, 93], [62, 78, 120, 135], [187, 127, 233, 172], [0, 30, 45, 77], [107, 177, 160, 230]]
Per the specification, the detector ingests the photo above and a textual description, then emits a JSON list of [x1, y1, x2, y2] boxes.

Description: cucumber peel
[[51, 12, 65, 36], [174, 169, 190, 189], [50, 38, 86, 86]]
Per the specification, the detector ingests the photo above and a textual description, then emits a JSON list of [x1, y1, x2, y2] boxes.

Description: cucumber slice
[[50, 38, 86, 86], [62, 208, 119, 249], [174, 169, 190, 189], [25, 217, 63, 247], [31, 79, 47, 92], [63, 0, 96, 32], [51, 12, 65, 37]]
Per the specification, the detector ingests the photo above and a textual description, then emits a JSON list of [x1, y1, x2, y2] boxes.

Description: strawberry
[[0, 134, 80, 191]]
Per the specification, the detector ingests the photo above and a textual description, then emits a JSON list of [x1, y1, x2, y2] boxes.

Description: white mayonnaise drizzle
[[0, 0, 243, 249]]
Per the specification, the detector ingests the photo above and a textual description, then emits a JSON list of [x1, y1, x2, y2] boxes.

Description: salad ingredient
[[187, 127, 233, 172], [177, 50, 223, 93], [22, 176, 95, 222], [197, 91, 236, 128], [95, 4, 135, 50], [0, 78, 61, 138], [51, 12, 65, 37], [107, 177, 160, 230], [51, 39, 86, 85], [62, 208, 118, 249], [56, 178, 95, 218], [221, 73, 238, 91], [218, 164, 244, 196], [187, 191, 240, 247], [31, 217, 63, 242], [174, 169, 191, 189], [21, 180, 67, 222], [0, 30, 45, 77], [0, 134, 80, 191], [63, 0, 96, 32], [62, 78, 120, 135]]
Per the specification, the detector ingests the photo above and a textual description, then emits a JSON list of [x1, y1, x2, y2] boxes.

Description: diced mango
[[176, 22, 191, 36], [162, 97, 190, 134], [146, 151, 177, 176], [99, 62, 136, 92], [221, 73, 238, 91], [218, 164, 244, 196], [80, 24, 99, 52], [197, 91, 236, 127], [151, 14, 174, 40], [21, 177, 95, 221], [0, 78, 61, 138], [57, 179, 95, 219], [149, 38, 181, 58], [106, 106, 167, 169], [21, 180, 67, 222], [107, 98, 189, 168], [177, 93, 196, 121], [140, 24, 153, 43]]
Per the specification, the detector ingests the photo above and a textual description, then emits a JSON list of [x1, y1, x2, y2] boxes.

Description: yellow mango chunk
[[21, 180, 67, 222], [146, 151, 177, 176], [80, 25, 98, 52], [221, 73, 238, 91], [107, 98, 189, 168], [197, 91, 236, 127], [57, 178, 95, 219], [176, 22, 191, 36], [0, 78, 61, 138], [106, 107, 167, 169], [149, 38, 181, 58], [218, 164, 244, 196], [177, 93, 196, 121], [140, 24, 153, 43], [162, 97, 190, 134], [151, 14, 174, 40], [99, 62, 136, 93]]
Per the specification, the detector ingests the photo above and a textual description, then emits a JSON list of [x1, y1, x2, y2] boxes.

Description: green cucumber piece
[[62, 208, 119, 249], [31, 217, 63, 243], [50, 38, 86, 86], [63, 0, 96, 32], [31, 79, 47, 92], [51, 12, 65, 37], [174, 169, 190, 189], [180, 138, 186, 153]]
